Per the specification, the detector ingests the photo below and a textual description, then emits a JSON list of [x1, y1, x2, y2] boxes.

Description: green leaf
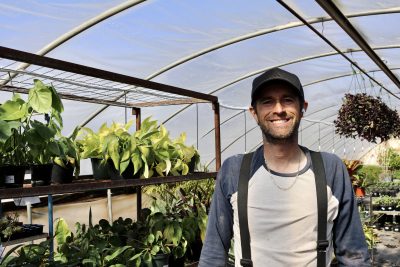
[[150, 245, 160, 255], [163, 224, 174, 243], [143, 251, 152, 263], [0, 120, 20, 141], [182, 163, 189, 175], [104, 246, 131, 262], [120, 160, 130, 174], [147, 233, 155, 244], [131, 153, 143, 175], [28, 79, 52, 113], [0, 99, 28, 120], [48, 83, 64, 113], [30, 120, 56, 139], [54, 218, 72, 245], [48, 140, 61, 155]]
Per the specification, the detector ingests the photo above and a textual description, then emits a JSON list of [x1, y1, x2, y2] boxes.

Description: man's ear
[[249, 105, 259, 124], [301, 101, 309, 116]]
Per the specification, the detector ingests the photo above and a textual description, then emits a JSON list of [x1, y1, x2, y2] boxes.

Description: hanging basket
[[334, 93, 400, 143]]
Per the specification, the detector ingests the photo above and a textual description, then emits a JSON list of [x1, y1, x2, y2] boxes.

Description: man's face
[[249, 81, 307, 143]]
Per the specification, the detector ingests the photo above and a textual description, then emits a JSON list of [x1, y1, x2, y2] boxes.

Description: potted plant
[[384, 221, 393, 231], [334, 93, 400, 143], [144, 178, 215, 265], [0, 213, 23, 242], [342, 159, 366, 197], [76, 126, 108, 180], [101, 120, 142, 179], [0, 239, 55, 266], [0, 94, 29, 188], [0, 80, 66, 187], [395, 198, 400, 211], [100, 117, 201, 180], [130, 209, 179, 267], [51, 128, 81, 184]]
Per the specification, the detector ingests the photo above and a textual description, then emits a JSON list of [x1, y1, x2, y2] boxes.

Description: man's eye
[[284, 98, 294, 103], [261, 100, 272, 105]]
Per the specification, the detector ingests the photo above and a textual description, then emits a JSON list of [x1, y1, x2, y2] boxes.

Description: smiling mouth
[[269, 118, 291, 124]]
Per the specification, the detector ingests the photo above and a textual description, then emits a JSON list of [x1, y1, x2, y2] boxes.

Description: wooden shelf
[[1, 233, 48, 246], [0, 172, 217, 199]]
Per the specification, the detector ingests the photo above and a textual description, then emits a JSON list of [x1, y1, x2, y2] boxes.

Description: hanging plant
[[334, 93, 400, 143]]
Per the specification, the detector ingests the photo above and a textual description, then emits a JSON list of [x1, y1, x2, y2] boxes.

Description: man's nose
[[273, 101, 284, 113]]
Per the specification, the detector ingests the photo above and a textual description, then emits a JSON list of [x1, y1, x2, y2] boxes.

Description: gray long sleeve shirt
[[199, 146, 370, 267]]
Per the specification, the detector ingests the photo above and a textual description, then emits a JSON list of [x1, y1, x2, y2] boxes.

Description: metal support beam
[[133, 108, 142, 219], [315, 0, 400, 90], [0, 46, 217, 103], [48, 195, 54, 259], [276, 0, 399, 100]]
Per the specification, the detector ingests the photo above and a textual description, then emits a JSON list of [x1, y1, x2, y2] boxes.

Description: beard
[[258, 116, 300, 144]]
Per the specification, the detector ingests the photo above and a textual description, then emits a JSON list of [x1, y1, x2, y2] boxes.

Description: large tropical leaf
[[30, 120, 56, 139], [0, 99, 28, 120], [0, 120, 20, 141], [48, 83, 64, 113], [28, 79, 52, 113]]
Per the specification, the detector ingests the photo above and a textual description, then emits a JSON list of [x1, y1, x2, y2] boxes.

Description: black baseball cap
[[251, 67, 304, 105]]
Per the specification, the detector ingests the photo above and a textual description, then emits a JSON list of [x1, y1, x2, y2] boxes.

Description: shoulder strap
[[310, 151, 329, 267], [238, 152, 254, 267]]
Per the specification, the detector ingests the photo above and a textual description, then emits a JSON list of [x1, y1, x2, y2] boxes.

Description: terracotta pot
[[354, 187, 365, 197]]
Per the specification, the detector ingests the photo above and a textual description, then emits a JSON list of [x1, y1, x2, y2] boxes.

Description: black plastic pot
[[107, 160, 138, 180], [31, 164, 53, 186], [90, 158, 108, 180], [0, 165, 26, 188], [51, 163, 74, 184], [168, 255, 185, 267], [142, 253, 169, 267], [384, 225, 392, 231]]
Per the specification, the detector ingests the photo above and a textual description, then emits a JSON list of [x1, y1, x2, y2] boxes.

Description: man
[[199, 68, 370, 266]]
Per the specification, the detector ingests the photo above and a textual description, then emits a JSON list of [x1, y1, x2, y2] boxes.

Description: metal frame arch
[[78, 7, 400, 128], [161, 45, 400, 126], [146, 7, 400, 81]]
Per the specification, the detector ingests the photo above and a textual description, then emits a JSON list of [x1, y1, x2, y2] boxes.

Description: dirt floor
[[372, 229, 400, 267]]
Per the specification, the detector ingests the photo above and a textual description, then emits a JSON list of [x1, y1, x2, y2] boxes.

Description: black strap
[[238, 152, 254, 267], [310, 151, 329, 267]]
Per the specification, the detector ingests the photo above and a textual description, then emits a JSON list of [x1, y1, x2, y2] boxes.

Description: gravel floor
[[372, 230, 400, 267]]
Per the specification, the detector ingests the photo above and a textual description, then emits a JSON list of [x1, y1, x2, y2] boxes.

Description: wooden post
[[213, 101, 221, 171]]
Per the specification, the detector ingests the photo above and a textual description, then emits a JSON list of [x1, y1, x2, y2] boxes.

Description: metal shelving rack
[[0, 46, 221, 251]]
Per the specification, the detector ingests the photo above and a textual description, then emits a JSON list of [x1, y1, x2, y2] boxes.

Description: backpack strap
[[310, 151, 329, 267], [238, 152, 254, 267]]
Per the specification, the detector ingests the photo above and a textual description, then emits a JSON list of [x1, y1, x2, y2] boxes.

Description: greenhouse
[[0, 1, 400, 266]]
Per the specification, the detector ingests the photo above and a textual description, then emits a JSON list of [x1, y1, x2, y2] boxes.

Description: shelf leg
[[27, 202, 32, 224], [107, 189, 113, 224], [137, 186, 142, 220], [48, 195, 53, 260]]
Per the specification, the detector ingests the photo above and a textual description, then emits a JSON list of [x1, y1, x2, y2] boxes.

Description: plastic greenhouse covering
[[1, 0, 400, 173]]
